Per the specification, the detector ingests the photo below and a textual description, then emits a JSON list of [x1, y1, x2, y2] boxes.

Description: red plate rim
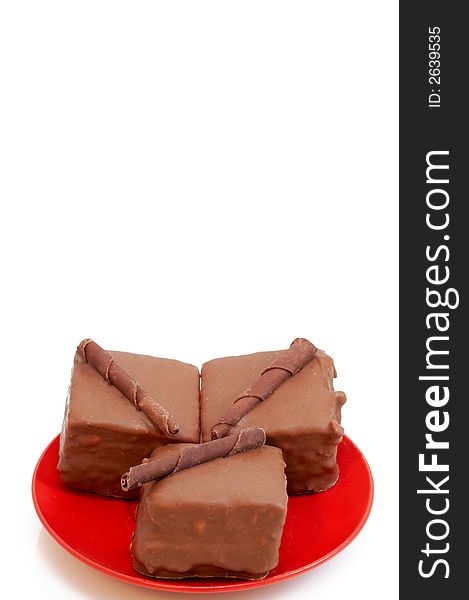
[[32, 434, 374, 593]]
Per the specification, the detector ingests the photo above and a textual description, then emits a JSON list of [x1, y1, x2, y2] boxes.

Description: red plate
[[32, 434, 373, 593]]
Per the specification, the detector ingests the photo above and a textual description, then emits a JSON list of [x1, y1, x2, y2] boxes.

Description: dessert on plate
[[58, 339, 200, 498], [55, 336, 346, 580], [123, 428, 288, 580], [201, 338, 346, 494]]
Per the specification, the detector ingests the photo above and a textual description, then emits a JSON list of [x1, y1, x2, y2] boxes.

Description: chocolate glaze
[[131, 443, 287, 580], [201, 349, 346, 494], [58, 349, 200, 498], [211, 338, 318, 439], [78, 339, 180, 435]]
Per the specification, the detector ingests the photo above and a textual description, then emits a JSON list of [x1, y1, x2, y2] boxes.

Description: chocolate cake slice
[[58, 340, 200, 498], [127, 429, 287, 580], [201, 338, 346, 494]]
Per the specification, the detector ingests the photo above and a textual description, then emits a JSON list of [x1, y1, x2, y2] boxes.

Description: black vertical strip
[[400, 2, 466, 596]]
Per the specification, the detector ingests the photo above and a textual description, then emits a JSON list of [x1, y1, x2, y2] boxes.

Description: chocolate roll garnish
[[121, 427, 266, 491], [211, 338, 318, 439], [77, 339, 179, 437]]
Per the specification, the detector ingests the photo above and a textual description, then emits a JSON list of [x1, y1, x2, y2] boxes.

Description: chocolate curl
[[77, 339, 179, 437], [211, 337, 318, 439], [121, 427, 266, 491]]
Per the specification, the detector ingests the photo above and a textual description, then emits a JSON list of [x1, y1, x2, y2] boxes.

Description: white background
[[0, 1, 398, 598]]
